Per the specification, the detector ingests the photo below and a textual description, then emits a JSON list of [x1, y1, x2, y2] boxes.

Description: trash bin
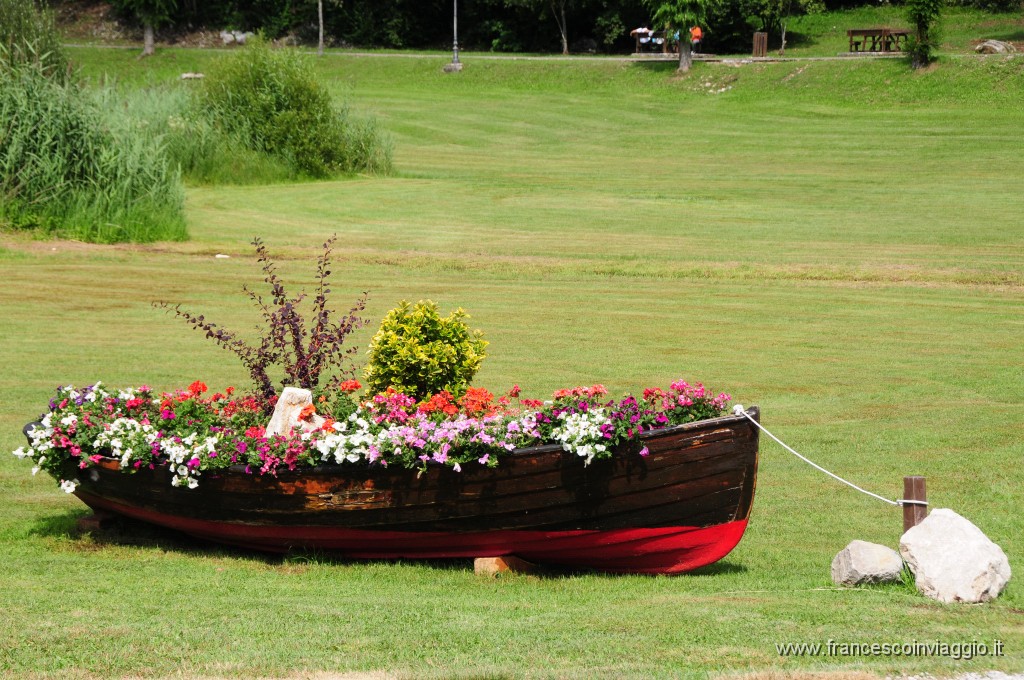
[[753, 32, 768, 57]]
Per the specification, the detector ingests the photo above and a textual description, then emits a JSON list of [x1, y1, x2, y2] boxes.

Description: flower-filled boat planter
[[17, 380, 759, 574]]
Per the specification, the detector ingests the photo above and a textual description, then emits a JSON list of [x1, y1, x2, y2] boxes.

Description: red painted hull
[[78, 490, 749, 574], [63, 407, 760, 574]]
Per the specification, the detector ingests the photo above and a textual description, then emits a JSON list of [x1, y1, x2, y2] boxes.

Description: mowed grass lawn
[[0, 46, 1022, 678]]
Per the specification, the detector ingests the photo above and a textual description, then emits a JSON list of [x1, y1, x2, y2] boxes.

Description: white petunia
[[59, 479, 78, 493]]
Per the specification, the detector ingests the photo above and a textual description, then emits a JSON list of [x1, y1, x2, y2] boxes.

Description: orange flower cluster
[[338, 379, 362, 394], [459, 387, 498, 417], [298, 403, 336, 432], [418, 391, 459, 417], [415, 387, 510, 418], [552, 384, 608, 400]]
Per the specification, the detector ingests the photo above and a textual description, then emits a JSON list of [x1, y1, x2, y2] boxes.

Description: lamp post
[[443, 0, 463, 72]]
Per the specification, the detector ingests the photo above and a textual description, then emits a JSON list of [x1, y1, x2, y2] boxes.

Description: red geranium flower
[[460, 387, 496, 417], [339, 379, 362, 394], [419, 391, 458, 416]]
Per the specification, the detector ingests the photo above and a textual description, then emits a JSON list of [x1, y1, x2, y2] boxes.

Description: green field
[[1, 38, 1022, 678]]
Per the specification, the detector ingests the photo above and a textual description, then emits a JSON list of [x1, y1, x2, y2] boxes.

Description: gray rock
[[220, 30, 235, 46], [831, 540, 904, 586], [900, 508, 1011, 603], [975, 40, 1017, 54]]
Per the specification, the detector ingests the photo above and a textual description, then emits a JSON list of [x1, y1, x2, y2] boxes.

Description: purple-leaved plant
[[154, 236, 368, 410]]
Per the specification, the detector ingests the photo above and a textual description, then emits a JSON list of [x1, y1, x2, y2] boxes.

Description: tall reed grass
[[99, 85, 297, 186], [95, 46, 394, 187], [0, 63, 187, 243], [0, 0, 68, 81], [1, 30, 392, 242]]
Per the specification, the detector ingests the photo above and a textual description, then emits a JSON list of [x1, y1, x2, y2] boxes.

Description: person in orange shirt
[[689, 26, 703, 53]]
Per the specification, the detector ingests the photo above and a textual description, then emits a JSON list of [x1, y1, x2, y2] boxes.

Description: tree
[[504, 0, 580, 55], [111, 0, 177, 56], [311, 0, 345, 55], [645, 0, 713, 72], [551, 0, 571, 54], [906, 0, 943, 69], [318, 0, 325, 55]]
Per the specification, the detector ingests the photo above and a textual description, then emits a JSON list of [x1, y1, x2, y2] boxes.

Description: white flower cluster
[[13, 383, 113, 470], [117, 387, 140, 401], [161, 432, 220, 489], [14, 413, 56, 476], [313, 411, 387, 464], [92, 417, 159, 468], [551, 409, 610, 465], [65, 382, 104, 404]]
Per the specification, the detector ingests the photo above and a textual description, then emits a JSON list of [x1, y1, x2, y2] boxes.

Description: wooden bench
[[847, 28, 910, 53]]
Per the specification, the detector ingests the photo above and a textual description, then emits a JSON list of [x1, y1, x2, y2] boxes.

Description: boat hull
[[64, 407, 760, 574]]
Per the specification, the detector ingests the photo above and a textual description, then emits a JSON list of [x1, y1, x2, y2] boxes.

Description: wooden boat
[[43, 406, 759, 574]]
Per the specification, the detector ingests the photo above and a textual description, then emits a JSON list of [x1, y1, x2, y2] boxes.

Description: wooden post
[[474, 556, 537, 576], [902, 476, 927, 533], [753, 32, 768, 58], [76, 511, 115, 533]]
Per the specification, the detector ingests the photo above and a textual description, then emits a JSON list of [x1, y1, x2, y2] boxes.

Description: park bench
[[847, 28, 910, 53]]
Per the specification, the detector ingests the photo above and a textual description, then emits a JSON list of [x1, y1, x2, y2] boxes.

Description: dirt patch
[[0, 233, 149, 256], [55, 1, 134, 43], [53, 0, 300, 49], [978, 18, 1024, 29], [123, 674, 396, 680]]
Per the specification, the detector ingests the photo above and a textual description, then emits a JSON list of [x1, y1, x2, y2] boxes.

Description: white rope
[[732, 405, 927, 508]]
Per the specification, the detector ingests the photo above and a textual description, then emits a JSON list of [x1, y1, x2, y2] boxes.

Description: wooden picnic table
[[847, 28, 911, 53], [632, 29, 672, 54]]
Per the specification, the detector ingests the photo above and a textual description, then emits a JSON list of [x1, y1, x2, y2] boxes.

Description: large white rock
[[265, 387, 325, 438], [900, 508, 1011, 603], [832, 540, 904, 586]]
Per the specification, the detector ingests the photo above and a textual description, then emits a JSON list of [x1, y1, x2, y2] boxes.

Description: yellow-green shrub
[[364, 301, 488, 400]]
